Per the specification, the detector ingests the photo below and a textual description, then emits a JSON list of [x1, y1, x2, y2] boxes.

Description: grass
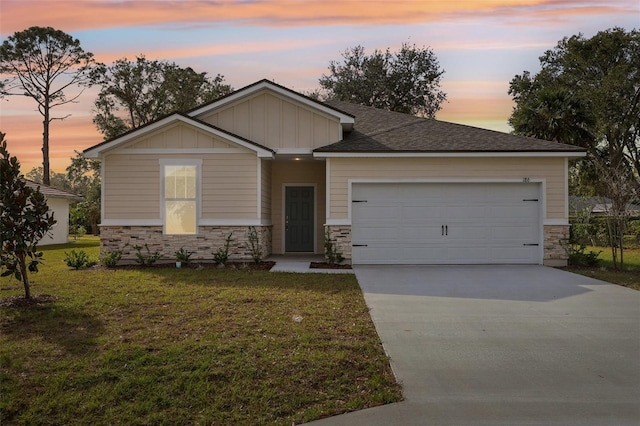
[[0, 237, 402, 425], [565, 246, 640, 290]]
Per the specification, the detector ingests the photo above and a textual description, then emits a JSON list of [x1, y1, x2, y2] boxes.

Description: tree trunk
[[18, 252, 31, 299], [42, 100, 51, 186]]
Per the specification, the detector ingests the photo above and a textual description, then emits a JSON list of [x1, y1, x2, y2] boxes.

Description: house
[[569, 196, 640, 217], [83, 79, 586, 266], [24, 179, 82, 246]]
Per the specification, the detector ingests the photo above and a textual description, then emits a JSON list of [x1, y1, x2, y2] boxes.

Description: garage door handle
[[352, 244, 368, 247], [442, 225, 448, 236]]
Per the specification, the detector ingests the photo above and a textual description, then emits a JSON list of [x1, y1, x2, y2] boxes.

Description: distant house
[[84, 79, 586, 266], [24, 180, 82, 246], [569, 196, 640, 217]]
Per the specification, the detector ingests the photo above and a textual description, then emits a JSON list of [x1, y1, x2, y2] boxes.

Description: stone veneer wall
[[323, 224, 568, 266], [543, 224, 570, 267], [325, 225, 352, 263], [100, 226, 272, 262]]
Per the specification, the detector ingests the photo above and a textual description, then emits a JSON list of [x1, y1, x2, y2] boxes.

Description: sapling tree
[[0, 133, 56, 299]]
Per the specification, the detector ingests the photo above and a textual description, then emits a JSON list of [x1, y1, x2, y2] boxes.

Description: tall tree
[[93, 56, 233, 139], [0, 26, 101, 185], [66, 152, 101, 235], [508, 27, 640, 268], [319, 43, 446, 118], [0, 133, 56, 299]]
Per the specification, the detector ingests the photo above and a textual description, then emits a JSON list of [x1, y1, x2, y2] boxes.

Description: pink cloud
[[2, 0, 634, 35]]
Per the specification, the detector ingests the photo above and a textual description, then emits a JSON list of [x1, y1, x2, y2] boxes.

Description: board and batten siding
[[327, 157, 567, 221], [271, 161, 326, 254], [103, 153, 259, 220], [196, 91, 341, 150]]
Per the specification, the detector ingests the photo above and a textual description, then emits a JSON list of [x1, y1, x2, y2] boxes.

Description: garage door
[[351, 183, 541, 264]]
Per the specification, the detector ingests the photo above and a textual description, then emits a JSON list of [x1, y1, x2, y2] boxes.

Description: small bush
[[247, 226, 262, 264], [64, 250, 97, 270], [567, 244, 602, 267], [213, 233, 233, 266], [174, 248, 193, 265], [100, 250, 122, 267], [132, 244, 162, 266]]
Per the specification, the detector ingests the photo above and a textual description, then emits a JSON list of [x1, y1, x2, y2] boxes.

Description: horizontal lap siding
[[103, 153, 258, 220], [329, 157, 566, 220]]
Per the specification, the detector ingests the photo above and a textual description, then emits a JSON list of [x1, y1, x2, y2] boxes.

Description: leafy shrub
[[213, 233, 233, 266], [324, 229, 344, 265], [247, 226, 262, 264], [174, 248, 193, 265], [567, 244, 602, 266], [64, 249, 97, 270], [131, 243, 162, 266], [100, 250, 122, 267], [69, 224, 86, 240]]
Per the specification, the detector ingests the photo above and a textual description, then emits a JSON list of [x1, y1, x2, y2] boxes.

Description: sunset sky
[[1, 0, 638, 173]]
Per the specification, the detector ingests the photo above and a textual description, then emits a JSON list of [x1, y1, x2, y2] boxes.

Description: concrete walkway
[[309, 265, 640, 425], [267, 255, 354, 274]]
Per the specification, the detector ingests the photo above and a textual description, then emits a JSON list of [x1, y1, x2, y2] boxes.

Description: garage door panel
[[351, 183, 541, 265]]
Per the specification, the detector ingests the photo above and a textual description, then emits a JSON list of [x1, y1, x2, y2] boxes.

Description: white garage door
[[351, 182, 541, 264]]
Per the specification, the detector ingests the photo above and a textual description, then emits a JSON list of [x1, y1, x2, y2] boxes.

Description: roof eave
[[313, 150, 587, 158]]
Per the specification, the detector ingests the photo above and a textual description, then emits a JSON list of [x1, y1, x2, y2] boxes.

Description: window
[[162, 162, 199, 234]]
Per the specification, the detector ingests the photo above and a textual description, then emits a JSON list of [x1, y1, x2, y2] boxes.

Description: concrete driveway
[[310, 265, 640, 425]]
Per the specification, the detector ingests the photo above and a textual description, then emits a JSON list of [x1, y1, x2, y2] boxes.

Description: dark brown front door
[[285, 186, 314, 252]]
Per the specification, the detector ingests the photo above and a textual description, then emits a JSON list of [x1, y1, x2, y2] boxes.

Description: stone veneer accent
[[100, 225, 272, 262], [325, 225, 352, 263], [543, 224, 570, 267]]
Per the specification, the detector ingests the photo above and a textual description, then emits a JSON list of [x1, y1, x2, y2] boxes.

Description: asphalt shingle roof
[[316, 100, 586, 153], [24, 180, 82, 199]]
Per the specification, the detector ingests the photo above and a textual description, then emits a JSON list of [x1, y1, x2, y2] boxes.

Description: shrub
[[131, 243, 162, 266], [213, 233, 233, 266], [64, 249, 97, 270], [100, 250, 122, 267], [247, 226, 262, 264], [324, 229, 344, 265], [174, 248, 193, 265]]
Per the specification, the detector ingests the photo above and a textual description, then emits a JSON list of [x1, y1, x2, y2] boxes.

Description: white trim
[[325, 158, 331, 225], [257, 158, 262, 220], [543, 219, 570, 226], [100, 219, 272, 227], [275, 148, 313, 155], [282, 183, 318, 253], [199, 219, 269, 226], [84, 114, 274, 158], [314, 151, 586, 159], [325, 219, 350, 226], [188, 80, 355, 126], [119, 148, 248, 155], [101, 219, 163, 227]]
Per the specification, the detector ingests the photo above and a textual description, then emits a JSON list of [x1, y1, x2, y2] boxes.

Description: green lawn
[[565, 246, 640, 290], [0, 237, 401, 425]]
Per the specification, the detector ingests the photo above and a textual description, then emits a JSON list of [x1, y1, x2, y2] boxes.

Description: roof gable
[[187, 79, 354, 130], [83, 113, 274, 158]]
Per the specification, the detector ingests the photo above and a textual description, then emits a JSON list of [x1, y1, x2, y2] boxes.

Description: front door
[[285, 186, 314, 252]]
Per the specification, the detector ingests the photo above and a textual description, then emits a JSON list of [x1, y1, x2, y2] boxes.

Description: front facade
[[84, 80, 585, 266]]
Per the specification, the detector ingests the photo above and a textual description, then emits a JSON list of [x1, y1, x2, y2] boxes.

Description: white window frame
[[159, 159, 202, 235]]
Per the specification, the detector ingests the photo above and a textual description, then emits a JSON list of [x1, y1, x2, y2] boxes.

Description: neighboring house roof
[[84, 113, 275, 158], [314, 100, 586, 155], [24, 179, 82, 200], [569, 196, 640, 215]]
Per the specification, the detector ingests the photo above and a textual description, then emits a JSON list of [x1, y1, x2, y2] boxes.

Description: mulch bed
[[309, 262, 352, 270], [0, 294, 59, 308], [100, 261, 276, 271]]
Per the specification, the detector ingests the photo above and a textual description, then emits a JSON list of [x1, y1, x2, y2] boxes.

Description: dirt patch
[[0, 294, 59, 308], [310, 262, 352, 270]]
